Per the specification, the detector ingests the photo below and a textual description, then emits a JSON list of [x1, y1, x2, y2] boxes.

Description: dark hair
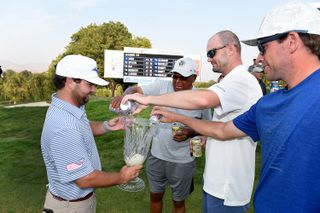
[[53, 75, 82, 89], [53, 74, 67, 89], [278, 33, 320, 60], [299, 33, 320, 60]]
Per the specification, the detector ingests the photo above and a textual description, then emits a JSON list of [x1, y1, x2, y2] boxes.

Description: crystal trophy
[[118, 117, 155, 192]]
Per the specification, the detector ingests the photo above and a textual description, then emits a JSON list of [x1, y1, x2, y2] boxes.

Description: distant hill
[[0, 59, 48, 73]]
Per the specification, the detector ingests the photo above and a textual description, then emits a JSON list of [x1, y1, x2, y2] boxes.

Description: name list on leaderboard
[[123, 53, 182, 77]]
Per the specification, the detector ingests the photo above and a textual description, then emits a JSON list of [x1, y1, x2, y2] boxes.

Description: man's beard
[[74, 94, 89, 106], [79, 96, 89, 106]]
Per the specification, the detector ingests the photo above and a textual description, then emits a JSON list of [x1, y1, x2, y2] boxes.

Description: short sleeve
[[50, 129, 94, 183], [209, 80, 250, 115], [202, 108, 212, 121], [141, 79, 172, 95], [233, 104, 260, 142]]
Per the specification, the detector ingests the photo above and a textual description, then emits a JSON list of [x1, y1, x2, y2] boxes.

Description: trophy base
[[117, 177, 145, 192]]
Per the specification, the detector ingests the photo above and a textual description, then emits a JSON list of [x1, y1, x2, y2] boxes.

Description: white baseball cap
[[251, 65, 264, 73], [170, 57, 197, 77], [56, 55, 108, 86], [242, 2, 320, 46]]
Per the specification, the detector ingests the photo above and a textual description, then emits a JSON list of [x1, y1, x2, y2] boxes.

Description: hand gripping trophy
[[118, 116, 156, 192]]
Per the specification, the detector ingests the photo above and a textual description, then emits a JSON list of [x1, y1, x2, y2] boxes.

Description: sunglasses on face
[[257, 33, 288, 55], [172, 74, 192, 81], [206, 45, 226, 58], [257, 30, 308, 55]]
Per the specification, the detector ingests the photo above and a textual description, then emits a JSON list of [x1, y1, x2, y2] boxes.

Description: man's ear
[[65, 77, 76, 89], [287, 32, 300, 54]]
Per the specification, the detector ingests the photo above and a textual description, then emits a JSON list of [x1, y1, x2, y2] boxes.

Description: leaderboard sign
[[104, 47, 200, 84], [123, 47, 183, 83]]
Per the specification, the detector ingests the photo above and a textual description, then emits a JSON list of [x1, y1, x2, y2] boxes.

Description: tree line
[[0, 21, 151, 104], [0, 70, 54, 104]]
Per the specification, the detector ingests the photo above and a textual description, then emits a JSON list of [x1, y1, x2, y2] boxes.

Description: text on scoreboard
[[123, 53, 183, 78]]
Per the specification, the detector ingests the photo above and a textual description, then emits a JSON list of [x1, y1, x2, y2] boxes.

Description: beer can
[[191, 137, 202, 157], [172, 122, 183, 135]]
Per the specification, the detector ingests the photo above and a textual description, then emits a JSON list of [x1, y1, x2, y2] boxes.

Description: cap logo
[[178, 60, 185, 66], [92, 67, 98, 74]]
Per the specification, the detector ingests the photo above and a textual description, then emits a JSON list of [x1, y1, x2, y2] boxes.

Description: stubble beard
[[73, 92, 89, 106], [80, 96, 89, 106]]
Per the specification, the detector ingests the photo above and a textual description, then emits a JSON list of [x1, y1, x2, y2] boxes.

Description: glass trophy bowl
[[118, 117, 155, 192]]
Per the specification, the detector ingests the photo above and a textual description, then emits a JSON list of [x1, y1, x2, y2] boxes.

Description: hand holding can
[[172, 122, 184, 136]]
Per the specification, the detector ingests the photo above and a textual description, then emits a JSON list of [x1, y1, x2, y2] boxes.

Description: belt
[[50, 191, 93, 202]]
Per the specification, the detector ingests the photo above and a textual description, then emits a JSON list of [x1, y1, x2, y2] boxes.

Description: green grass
[[0, 98, 261, 212]]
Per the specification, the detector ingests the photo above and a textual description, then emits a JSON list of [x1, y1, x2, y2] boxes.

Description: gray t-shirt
[[141, 79, 211, 163]]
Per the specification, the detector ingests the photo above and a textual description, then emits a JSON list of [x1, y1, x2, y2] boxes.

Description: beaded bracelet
[[103, 121, 110, 133]]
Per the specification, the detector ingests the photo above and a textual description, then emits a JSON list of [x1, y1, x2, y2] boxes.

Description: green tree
[[0, 21, 152, 104], [45, 54, 64, 100], [0, 75, 5, 101], [1, 70, 30, 104], [27, 73, 48, 101], [0, 70, 14, 101], [41, 71, 56, 101], [63, 21, 151, 96], [130, 36, 152, 48], [0, 69, 53, 104]]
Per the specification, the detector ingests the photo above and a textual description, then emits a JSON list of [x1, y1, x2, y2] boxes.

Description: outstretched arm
[[152, 107, 246, 140], [110, 86, 144, 110], [90, 116, 126, 136], [122, 89, 220, 111], [75, 165, 143, 188]]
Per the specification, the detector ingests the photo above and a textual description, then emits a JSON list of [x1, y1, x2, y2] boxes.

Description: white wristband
[[103, 121, 110, 133]]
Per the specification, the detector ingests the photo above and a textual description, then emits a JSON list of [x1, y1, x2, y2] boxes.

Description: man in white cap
[[248, 63, 267, 95], [126, 2, 320, 212], [111, 57, 211, 213], [121, 31, 262, 212], [239, 2, 320, 211], [41, 55, 142, 213]]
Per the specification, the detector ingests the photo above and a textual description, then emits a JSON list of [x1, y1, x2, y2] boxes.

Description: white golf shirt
[[203, 65, 262, 206]]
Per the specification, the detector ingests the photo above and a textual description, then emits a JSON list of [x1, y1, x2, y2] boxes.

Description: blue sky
[[0, 0, 318, 81]]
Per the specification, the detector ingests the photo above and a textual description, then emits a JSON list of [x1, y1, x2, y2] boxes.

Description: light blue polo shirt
[[41, 93, 101, 200]]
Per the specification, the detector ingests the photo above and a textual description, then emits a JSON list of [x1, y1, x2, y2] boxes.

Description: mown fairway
[[0, 98, 260, 212]]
